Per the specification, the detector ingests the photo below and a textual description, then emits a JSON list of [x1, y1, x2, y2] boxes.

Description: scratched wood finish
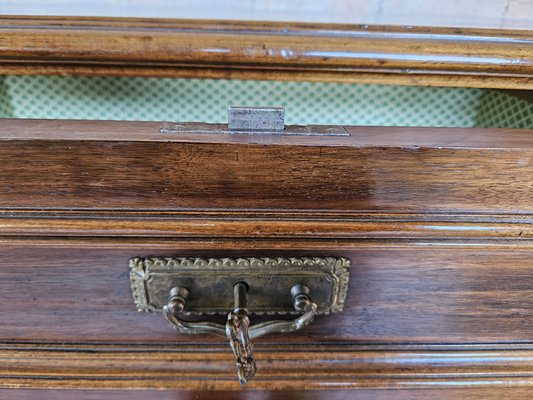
[[0, 17, 533, 89], [0, 120, 532, 214]]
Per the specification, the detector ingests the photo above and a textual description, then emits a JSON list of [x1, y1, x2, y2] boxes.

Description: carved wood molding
[[1, 342, 532, 390], [0, 211, 532, 239], [0, 16, 532, 89]]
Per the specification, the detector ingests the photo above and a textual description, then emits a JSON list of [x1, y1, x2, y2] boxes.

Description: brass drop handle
[[163, 281, 318, 384], [130, 257, 350, 384]]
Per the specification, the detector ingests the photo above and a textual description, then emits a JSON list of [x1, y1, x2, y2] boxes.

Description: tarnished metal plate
[[130, 257, 350, 315], [159, 122, 349, 136], [228, 106, 285, 132]]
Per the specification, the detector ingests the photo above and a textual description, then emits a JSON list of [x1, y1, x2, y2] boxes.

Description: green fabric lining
[[0, 77, 15, 118], [475, 90, 533, 128], [0, 75, 531, 128]]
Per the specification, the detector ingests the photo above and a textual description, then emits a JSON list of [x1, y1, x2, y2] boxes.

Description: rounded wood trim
[[0, 16, 532, 88], [1, 342, 532, 390]]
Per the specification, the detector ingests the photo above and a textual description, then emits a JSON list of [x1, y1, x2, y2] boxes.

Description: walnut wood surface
[[0, 16, 532, 89], [1, 342, 532, 392], [0, 243, 531, 343], [0, 119, 531, 396], [0, 120, 532, 214], [2, 211, 532, 239], [3, 119, 532, 147]]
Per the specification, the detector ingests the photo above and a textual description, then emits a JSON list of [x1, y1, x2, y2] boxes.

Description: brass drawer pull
[[130, 257, 350, 384], [164, 282, 318, 384]]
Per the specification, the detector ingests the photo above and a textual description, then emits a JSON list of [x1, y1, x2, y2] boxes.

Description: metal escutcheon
[[130, 257, 350, 384]]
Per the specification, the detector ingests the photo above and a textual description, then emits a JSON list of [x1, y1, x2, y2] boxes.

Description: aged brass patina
[[129, 256, 350, 383]]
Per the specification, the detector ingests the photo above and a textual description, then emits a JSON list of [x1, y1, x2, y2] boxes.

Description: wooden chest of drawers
[[0, 118, 531, 398], [0, 10, 532, 398]]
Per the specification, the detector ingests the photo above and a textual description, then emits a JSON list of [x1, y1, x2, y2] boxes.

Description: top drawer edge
[[1, 119, 533, 150]]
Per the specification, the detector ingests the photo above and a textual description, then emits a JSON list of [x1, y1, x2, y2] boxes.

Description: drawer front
[[1, 120, 532, 213], [1, 242, 531, 344], [1, 239, 532, 393], [0, 119, 531, 394]]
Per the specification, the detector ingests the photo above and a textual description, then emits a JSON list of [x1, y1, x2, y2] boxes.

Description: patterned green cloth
[[0, 76, 531, 128]]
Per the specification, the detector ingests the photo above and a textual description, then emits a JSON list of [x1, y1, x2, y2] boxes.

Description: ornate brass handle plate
[[130, 257, 350, 384]]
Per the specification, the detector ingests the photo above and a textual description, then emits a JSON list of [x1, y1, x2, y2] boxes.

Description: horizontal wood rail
[[1, 342, 532, 391], [0, 17, 532, 88], [0, 210, 532, 240]]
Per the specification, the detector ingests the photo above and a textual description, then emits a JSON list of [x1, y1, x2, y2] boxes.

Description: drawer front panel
[[1, 242, 531, 343], [1, 120, 532, 214]]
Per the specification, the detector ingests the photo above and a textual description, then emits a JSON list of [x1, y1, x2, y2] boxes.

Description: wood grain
[[0, 118, 531, 396], [1, 342, 532, 392], [0, 120, 532, 214], [0, 17, 532, 89], [1, 211, 532, 239], [0, 243, 531, 343]]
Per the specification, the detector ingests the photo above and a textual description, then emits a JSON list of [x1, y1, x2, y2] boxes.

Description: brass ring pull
[[163, 282, 318, 384]]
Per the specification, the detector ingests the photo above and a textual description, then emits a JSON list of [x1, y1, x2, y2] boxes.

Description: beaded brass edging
[[129, 257, 350, 316]]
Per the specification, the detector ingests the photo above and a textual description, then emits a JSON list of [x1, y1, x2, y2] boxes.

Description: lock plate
[[130, 257, 350, 315]]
